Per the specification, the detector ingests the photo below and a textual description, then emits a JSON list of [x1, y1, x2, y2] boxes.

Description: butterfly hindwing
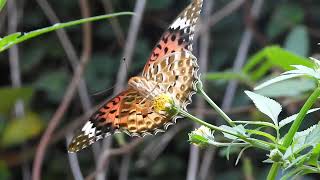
[[68, 89, 171, 152], [143, 50, 199, 109]]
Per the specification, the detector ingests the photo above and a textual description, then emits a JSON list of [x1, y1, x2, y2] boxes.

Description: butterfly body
[[68, 0, 203, 153]]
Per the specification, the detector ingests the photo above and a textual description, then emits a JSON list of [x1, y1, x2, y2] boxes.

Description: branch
[[85, 139, 143, 180], [187, 0, 214, 180], [198, 1, 264, 178]]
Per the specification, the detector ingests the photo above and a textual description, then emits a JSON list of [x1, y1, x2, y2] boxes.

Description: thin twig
[[195, 0, 246, 40], [102, 0, 125, 47], [199, 0, 264, 179], [118, 154, 131, 180], [222, 0, 263, 110], [66, 134, 84, 180], [0, 8, 7, 34], [135, 122, 190, 168], [7, 1, 30, 180], [31, 9, 95, 180], [85, 139, 143, 180], [35, 0, 94, 179], [97, 1, 146, 179], [187, 1, 214, 180]]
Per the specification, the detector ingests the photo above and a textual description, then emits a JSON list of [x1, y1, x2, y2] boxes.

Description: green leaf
[[0, 12, 133, 52], [1, 112, 43, 147], [0, 87, 34, 115], [243, 46, 313, 81], [244, 91, 282, 126], [205, 71, 253, 86], [267, 4, 304, 38], [284, 124, 320, 159], [254, 64, 320, 90], [279, 108, 320, 128], [284, 65, 320, 78], [284, 25, 309, 57], [0, 0, 7, 12], [254, 74, 301, 90], [255, 78, 316, 97], [219, 125, 247, 140], [305, 123, 320, 146], [246, 129, 276, 142]]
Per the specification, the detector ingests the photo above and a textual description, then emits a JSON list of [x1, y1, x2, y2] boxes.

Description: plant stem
[[196, 82, 236, 126], [267, 86, 320, 180], [178, 108, 273, 151]]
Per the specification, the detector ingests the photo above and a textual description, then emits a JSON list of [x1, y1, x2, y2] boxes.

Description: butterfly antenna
[[92, 86, 115, 97], [92, 57, 130, 97], [123, 57, 129, 76]]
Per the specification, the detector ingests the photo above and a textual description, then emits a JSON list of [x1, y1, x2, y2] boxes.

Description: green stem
[[178, 108, 273, 151], [196, 82, 235, 126], [267, 86, 320, 180]]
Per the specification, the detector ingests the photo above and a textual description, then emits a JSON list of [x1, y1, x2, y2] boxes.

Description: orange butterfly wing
[[68, 89, 171, 152], [142, 0, 203, 75], [68, 0, 203, 153]]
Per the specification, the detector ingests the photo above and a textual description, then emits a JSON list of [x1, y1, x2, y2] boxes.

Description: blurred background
[[1, 0, 320, 179]]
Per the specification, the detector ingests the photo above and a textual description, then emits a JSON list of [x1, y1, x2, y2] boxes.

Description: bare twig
[[222, 0, 263, 110], [195, 0, 246, 39], [66, 134, 84, 180], [97, 1, 146, 179], [199, 0, 264, 179], [7, 1, 30, 180], [102, 0, 125, 47], [135, 122, 191, 168], [85, 139, 143, 180], [0, 8, 7, 34], [115, 0, 146, 91], [118, 154, 131, 180], [35, 0, 94, 179], [31, 6, 95, 178], [187, 1, 214, 180]]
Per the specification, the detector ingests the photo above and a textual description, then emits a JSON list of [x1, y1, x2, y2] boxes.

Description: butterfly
[[68, 0, 203, 153]]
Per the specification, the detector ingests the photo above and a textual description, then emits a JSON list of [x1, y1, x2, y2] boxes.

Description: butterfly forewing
[[142, 0, 203, 75], [68, 0, 203, 153]]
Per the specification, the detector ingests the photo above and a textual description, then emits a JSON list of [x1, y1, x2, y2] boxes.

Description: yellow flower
[[153, 93, 174, 114]]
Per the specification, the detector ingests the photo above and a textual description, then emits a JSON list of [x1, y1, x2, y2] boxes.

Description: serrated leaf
[[284, 65, 320, 78], [279, 108, 320, 128], [219, 125, 247, 140], [284, 25, 309, 57], [305, 123, 320, 146], [245, 91, 282, 125], [254, 74, 302, 90], [1, 112, 43, 147], [255, 78, 315, 97], [284, 124, 320, 159]]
